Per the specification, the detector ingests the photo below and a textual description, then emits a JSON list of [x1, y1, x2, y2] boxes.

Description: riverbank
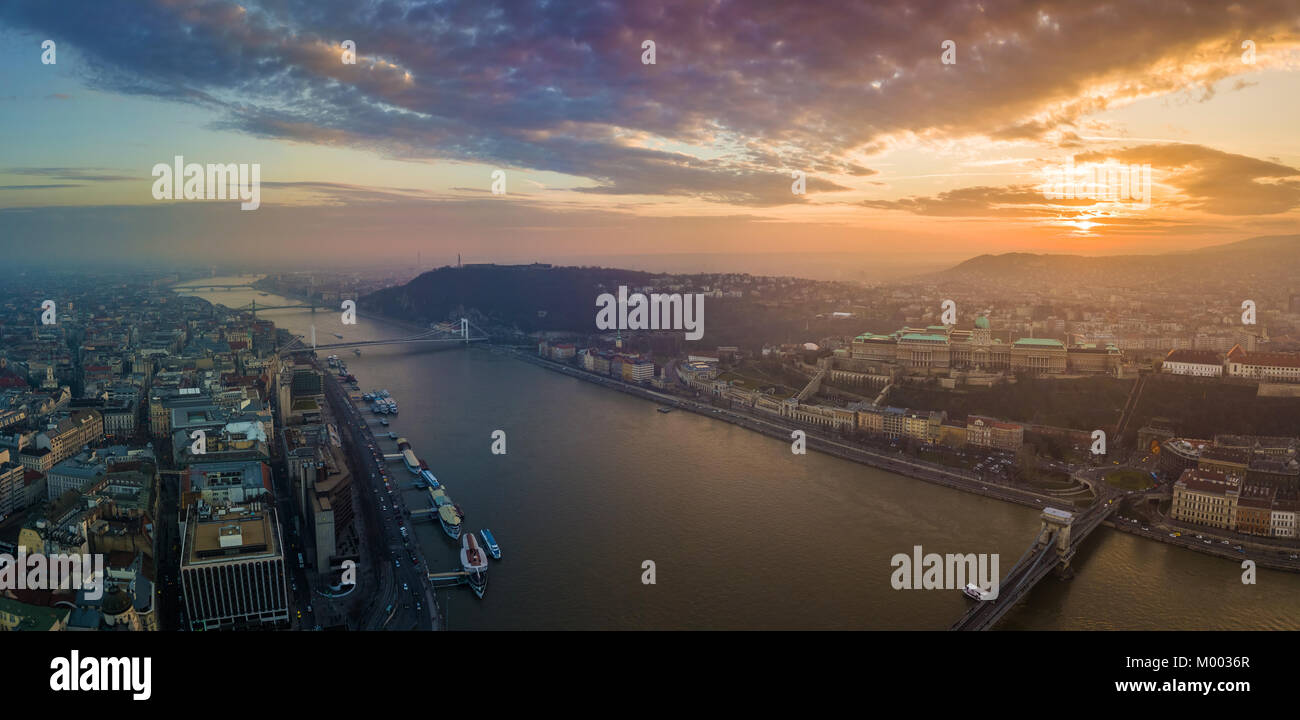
[[508, 347, 1300, 575], [505, 347, 1062, 510]]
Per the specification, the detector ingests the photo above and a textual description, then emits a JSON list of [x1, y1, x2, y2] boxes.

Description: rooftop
[[183, 506, 280, 565], [1012, 338, 1065, 348]]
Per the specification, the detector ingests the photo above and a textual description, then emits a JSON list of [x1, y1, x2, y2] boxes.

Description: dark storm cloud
[[2, 0, 1296, 206]]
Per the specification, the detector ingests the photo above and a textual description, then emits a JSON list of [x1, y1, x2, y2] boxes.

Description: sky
[[1, 0, 1298, 279]]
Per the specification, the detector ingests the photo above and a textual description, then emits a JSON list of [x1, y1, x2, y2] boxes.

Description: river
[[177, 276, 1300, 630]]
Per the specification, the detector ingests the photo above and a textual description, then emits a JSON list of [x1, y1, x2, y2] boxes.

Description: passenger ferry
[[479, 529, 501, 560], [387, 431, 398, 440], [438, 503, 462, 540], [460, 534, 489, 598], [380, 418, 389, 427], [402, 449, 422, 475], [420, 470, 441, 490]]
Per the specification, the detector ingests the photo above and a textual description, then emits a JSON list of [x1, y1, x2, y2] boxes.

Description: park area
[[1105, 469, 1155, 491]]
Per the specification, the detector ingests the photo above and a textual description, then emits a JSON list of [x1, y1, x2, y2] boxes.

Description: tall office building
[[179, 501, 289, 631]]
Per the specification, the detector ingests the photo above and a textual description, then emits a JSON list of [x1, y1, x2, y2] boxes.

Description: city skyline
[[1, 0, 1299, 275]]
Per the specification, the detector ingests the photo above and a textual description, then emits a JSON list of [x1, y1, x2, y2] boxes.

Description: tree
[[1015, 445, 1039, 483]]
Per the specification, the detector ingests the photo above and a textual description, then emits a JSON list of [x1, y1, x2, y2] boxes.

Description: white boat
[[460, 533, 488, 598]]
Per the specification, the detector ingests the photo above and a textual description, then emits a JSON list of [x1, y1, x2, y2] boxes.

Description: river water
[[180, 277, 1300, 630]]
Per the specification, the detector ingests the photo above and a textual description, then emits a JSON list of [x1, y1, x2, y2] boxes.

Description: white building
[[1161, 349, 1223, 377], [1226, 346, 1300, 383]]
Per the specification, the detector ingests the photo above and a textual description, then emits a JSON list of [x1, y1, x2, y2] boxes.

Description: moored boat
[[420, 470, 440, 489], [460, 533, 489, 598], [479, 529, 501, 560], [402, 449, 421, 475], [438, 503, 462, 540]]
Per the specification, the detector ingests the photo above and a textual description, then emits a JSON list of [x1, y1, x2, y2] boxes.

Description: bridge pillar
[[1040, 507, 1076, 571]]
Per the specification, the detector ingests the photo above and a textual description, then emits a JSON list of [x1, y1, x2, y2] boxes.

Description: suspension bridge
[[174, 282, 258, 291], [951, 499, 1119, 631], [278, 318, 490, 355]]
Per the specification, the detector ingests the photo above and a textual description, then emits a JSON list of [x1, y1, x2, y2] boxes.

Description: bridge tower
[[460, 318, 469, 345], [1040, 507, 1076, 574]]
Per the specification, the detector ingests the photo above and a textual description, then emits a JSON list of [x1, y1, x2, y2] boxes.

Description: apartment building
[[1171, 469, 1241, 530]]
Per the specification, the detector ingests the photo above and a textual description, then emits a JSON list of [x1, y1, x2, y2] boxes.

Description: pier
[[427, 570, 472, 587]]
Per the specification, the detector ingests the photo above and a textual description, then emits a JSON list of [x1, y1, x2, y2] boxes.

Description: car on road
[[395, 560, 400, 568], [402, 583, 408, 591]]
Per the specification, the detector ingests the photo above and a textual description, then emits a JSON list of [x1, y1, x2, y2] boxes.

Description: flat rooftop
[[183, 507, 280, 566]]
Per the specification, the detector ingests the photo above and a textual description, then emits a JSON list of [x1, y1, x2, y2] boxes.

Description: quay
[[315, 355, 444, 629]]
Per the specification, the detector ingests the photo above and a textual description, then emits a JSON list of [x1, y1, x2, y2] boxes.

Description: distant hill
[[360, 264, 657, 335], [924, 234, 1300, 287]]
